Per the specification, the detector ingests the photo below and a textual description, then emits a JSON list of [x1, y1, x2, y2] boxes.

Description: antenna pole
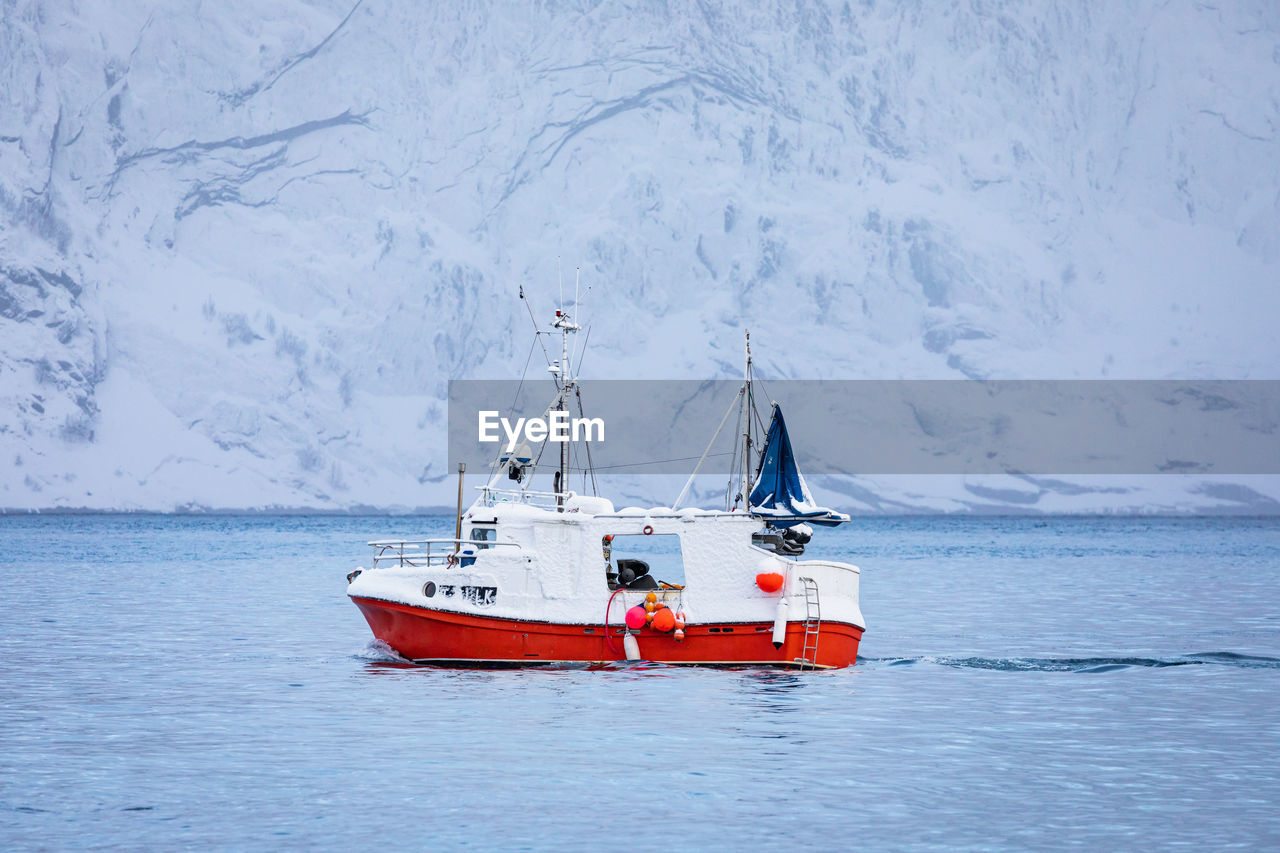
[[562, 299, 571, 383]]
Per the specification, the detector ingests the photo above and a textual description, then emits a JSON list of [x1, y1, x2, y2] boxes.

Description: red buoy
[[652, 607, 676, 633], [756, 572, 785, 593]]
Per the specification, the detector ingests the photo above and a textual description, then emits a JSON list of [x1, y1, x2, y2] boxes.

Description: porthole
[[423, 581, 437, 598]]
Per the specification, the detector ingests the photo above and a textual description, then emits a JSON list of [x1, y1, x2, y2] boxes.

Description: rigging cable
[[575, 386, 598, 495], [520, 284, 559, 390], [507, 335, 538, 420], [481, 333, 543, 480], [726, 386, 745, 510], [572, 324, 592, 378], [566, 451, 732, 472]]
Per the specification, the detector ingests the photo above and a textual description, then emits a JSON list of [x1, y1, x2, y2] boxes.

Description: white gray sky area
[[2, 1, 1278, 512]]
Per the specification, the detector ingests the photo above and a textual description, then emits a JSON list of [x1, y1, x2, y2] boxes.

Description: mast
[[552, 300, 579, 510], [453, 462, 466, 553], [559, 306, 569, 507], [733, 330, 753, 511], [744, 330, 752, 506], [487, 279, 590, 509]]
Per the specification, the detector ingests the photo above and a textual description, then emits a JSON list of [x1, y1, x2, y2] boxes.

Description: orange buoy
[[645, 610, 655, 624], [652, 607, 676, 633], [645, 591, 657, 603], [673, 628, 685, 641], [625, 605, 647, 630], [756, 572, 785, 593], [644, 601, 656, 613]]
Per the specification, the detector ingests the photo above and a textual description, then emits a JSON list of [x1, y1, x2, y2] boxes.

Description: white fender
[[771, 595, 790, 649], [623, 631, 641, 661]]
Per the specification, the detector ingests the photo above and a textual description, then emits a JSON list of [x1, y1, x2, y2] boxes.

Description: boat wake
[[861, 651, 1280, 672], [354, 639, 411, 664]]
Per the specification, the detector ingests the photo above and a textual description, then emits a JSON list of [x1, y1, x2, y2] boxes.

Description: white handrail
[[368, 538, 518, 568], [366, 538, 519, 547], [476, 486, 571, 508]]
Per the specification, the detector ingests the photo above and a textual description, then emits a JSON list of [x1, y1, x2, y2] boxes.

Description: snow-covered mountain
[[2, 0, 1278, 512]]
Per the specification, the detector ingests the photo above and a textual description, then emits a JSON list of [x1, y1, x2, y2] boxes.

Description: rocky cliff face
[[2, 0, 1278, 512]]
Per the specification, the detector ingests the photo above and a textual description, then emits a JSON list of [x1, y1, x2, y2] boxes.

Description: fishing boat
[[347, 295, 865, 668]]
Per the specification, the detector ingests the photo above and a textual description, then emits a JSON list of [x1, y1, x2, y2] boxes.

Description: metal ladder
[[795, 577, 821, 669]]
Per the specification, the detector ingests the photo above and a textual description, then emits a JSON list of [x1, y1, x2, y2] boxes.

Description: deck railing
[[476, 486, 570, 509], [367, 538, 519, 568]]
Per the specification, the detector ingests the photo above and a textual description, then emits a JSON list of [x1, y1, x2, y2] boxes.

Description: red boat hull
[[352, 596, 863, 668]]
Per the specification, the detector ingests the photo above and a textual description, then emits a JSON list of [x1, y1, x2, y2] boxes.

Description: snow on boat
[[347, 297, 865, 669]]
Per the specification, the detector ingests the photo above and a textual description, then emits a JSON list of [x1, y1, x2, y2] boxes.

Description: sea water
[[1, 515, 1277, 849]]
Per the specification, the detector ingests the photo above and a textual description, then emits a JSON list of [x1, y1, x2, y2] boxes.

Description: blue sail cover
[[748, 405, 850, 527]]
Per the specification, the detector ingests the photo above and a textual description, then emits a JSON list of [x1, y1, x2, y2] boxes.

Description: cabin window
[[603, 533, 685, 590], [471, 525, 496, 549]]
